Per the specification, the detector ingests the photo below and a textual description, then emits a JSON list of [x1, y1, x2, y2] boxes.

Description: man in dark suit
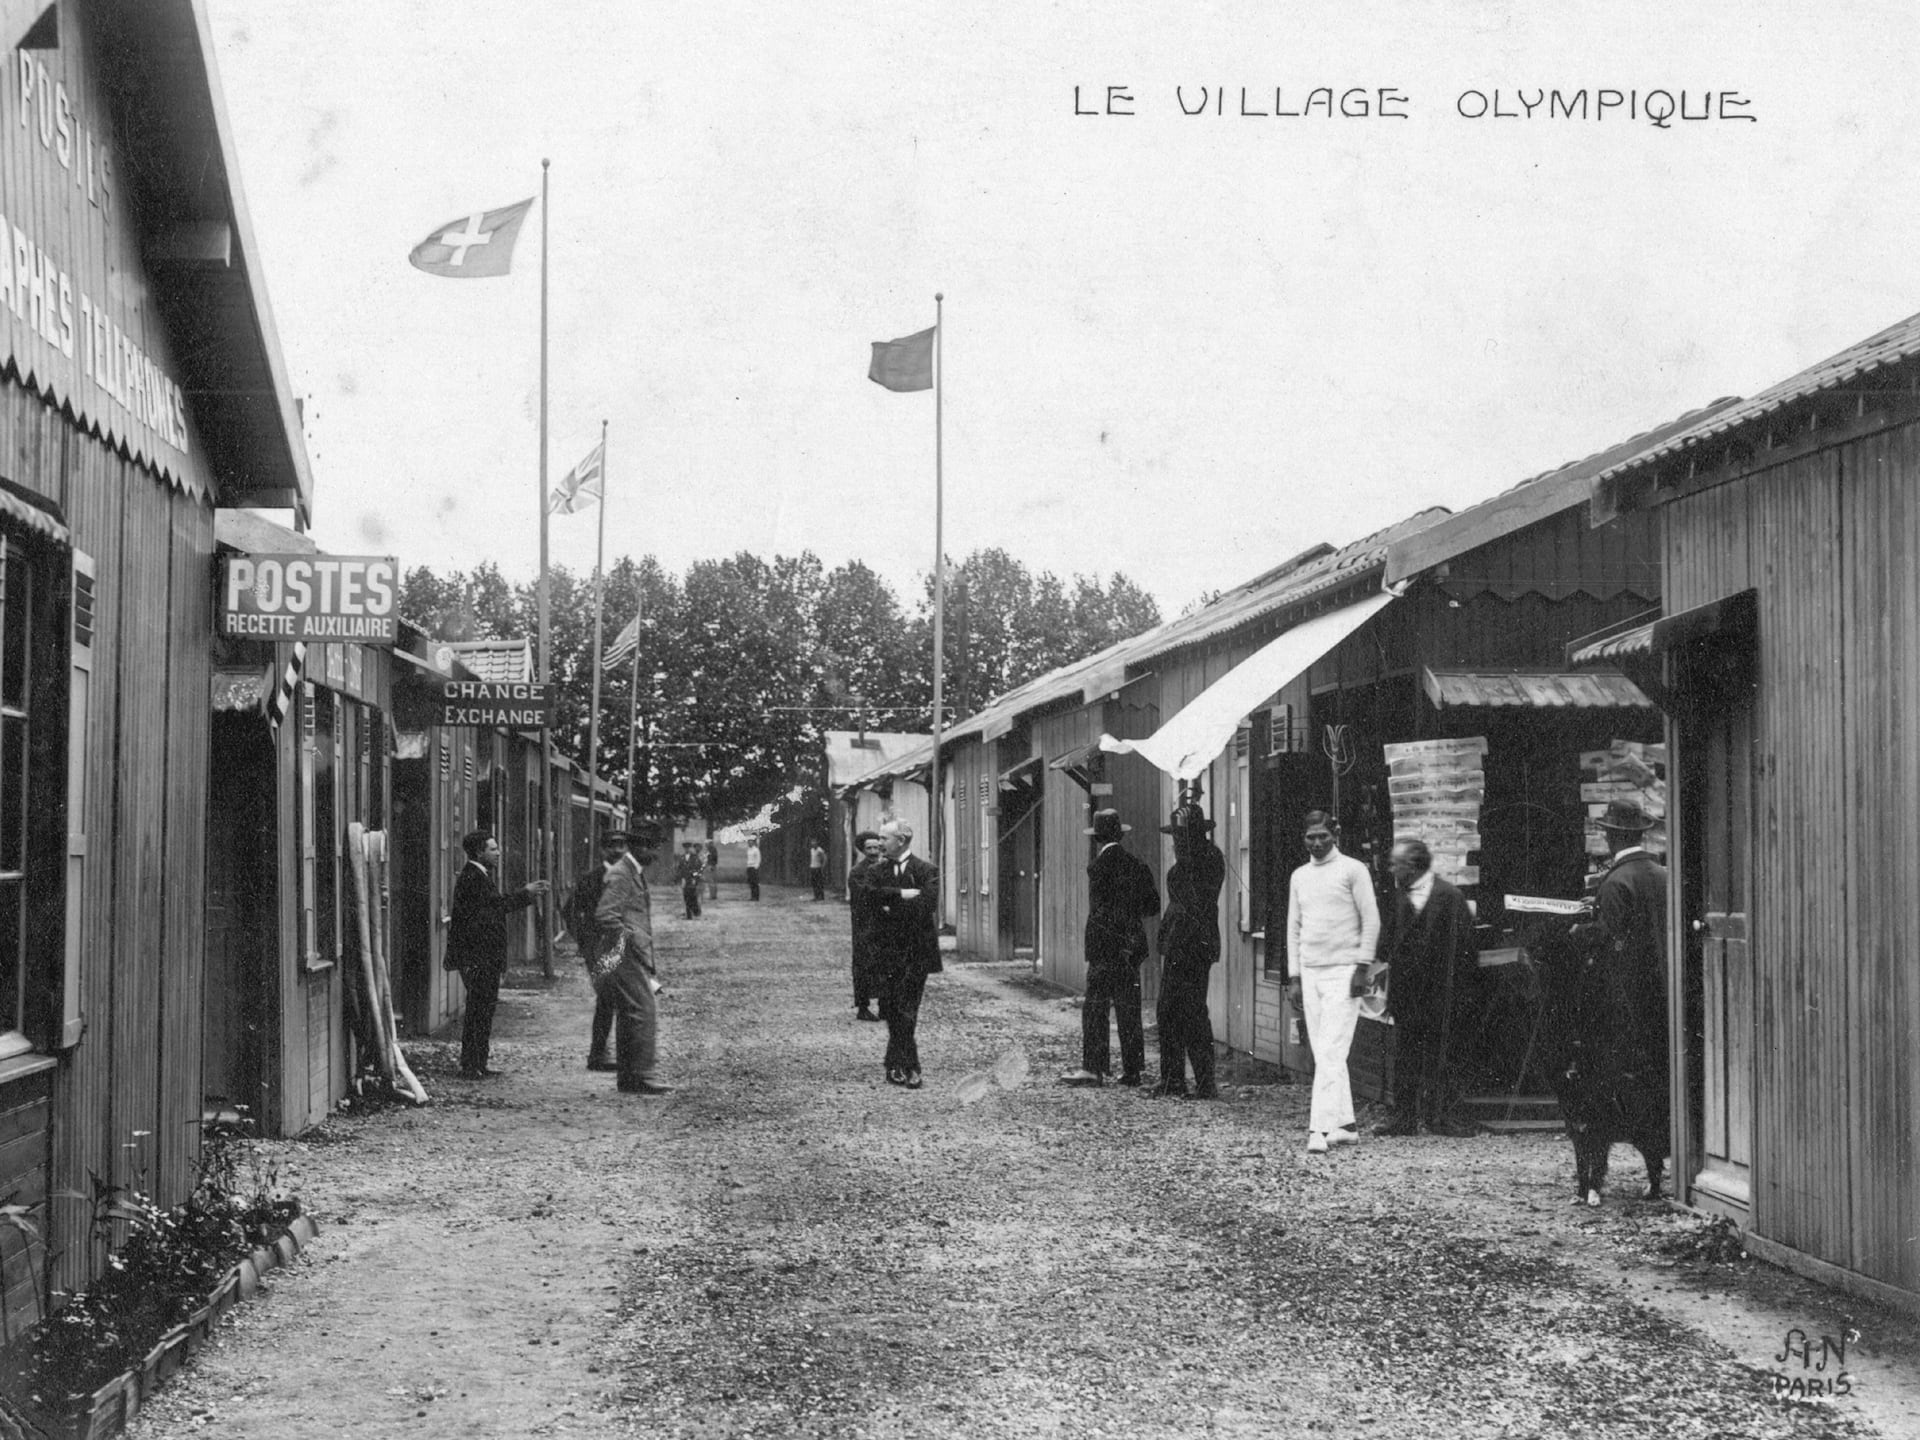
[[1151, 802, 1225, 1100], [675, 842, 705, 919], [866, 820, 941, 1088], [565, 828, 629, 1072], [1372, 837, 1478, 1136], [446, 829, 549, 1079], [597, 821, 672, 1095], [846, 829, 887, 1022], [1061, 809, 1161, 1088], [1584, 798, 1670, 1086]]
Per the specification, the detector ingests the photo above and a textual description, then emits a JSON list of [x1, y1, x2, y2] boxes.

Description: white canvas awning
[[1100, 591, 1396, 779]]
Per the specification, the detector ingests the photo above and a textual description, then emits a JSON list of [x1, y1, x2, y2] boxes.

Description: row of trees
[[399, 550, 1161, 825]]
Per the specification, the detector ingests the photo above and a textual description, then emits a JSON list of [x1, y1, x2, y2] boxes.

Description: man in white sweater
[[1286, 811, 1380, 1153]]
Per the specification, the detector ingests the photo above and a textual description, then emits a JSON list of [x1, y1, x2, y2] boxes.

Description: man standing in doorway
[[810, 839, 829, 901], [1286, 811, 1379, 1153], [1372, 837, 1478, 1137], [745, 838, 762, 901], [446, 830, 549, 1080], [596, 822, 673, 1095], [1061, 809, 1161, 1089], [1152, 802, 1226, 1100], [866, 820, 940, 1088]]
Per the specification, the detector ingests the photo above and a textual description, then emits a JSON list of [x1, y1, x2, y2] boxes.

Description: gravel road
[[124, 888, 1920, 1439]]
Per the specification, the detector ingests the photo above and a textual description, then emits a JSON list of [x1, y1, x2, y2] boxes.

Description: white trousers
[[1300, 965, 1361, 1134]]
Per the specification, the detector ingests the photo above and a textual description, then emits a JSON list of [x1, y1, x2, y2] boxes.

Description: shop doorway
[[998, 770, 1042, 958], [1678, 639, 1756, 1219]]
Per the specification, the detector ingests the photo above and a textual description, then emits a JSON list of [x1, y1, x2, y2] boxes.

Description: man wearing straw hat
[[1061, 809, 1161, 1088]]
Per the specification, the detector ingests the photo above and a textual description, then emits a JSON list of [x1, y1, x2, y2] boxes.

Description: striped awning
[[211, 669, 270, 713], [1568, 623, 1655, 667], [1421, 667, 1651, 709], [0, 486, 68, 546]]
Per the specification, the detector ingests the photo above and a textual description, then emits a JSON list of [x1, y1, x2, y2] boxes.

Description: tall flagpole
[[930, 292, 944, 893], [586, 419, 610, 844], [536, 158, 553, 975], [626, 591, 643, 821]]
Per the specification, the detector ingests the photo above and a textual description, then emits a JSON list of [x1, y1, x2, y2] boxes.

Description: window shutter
[[299, 683, 318, 967], [59, 551, 94, 1048]]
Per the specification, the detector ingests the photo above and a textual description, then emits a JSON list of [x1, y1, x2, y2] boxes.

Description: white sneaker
[[1305, 1131, 1329, 1154], [1327, 1128, 1358, 1148]]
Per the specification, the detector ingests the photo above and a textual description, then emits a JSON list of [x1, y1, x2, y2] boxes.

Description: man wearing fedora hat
[[596, 821, 674, 1095], [1061, 809, 1161, 1088], [1151, 802, 1226, 1099], [566, 826, 637, 1072], [1586, 798, 1669, 1050]]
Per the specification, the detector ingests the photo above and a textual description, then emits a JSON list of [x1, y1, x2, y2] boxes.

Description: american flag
[[603, 614, 641, 668]]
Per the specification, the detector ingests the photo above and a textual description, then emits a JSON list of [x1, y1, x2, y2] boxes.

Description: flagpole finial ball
[[935, 292, 944, 302]]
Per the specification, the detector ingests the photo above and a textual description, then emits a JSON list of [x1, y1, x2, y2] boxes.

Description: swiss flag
[[408, 197, 535, 278]]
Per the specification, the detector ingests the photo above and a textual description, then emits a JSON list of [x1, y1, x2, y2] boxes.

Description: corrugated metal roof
[[1597, 309, 1920, 486], [1385, 398, 1742, 586], [1130, 508, 1450, 662], [447, 639, 533, 683], [1421, 668, 1651, 709], [1568, 625, 1655, 667], [824, 730, 927, 787], [838, 508, 1453, 794]]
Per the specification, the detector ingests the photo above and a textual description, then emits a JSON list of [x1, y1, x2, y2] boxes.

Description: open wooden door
[[1680, 639, 1755, 1219]]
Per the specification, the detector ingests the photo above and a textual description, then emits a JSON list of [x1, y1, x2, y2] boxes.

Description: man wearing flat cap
[[595, 821, 674, 1094], [1152, 802, 1226, 1099], [1062, 809, 1161, 1087]]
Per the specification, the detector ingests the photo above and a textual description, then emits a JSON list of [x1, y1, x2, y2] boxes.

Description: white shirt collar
[[1613, 845, 1646, 862], [1406, 870, 1435, 912]]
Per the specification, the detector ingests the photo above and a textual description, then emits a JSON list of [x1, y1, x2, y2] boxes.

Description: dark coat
[[1157, 842, 1224, 974], [1085, 843, 1161, 971], [1593, 849, 1669, 1043], [1378, 875, 1476, 1022], [446, 861, 537, 976], [867, 852, 942, 974], [1534, 916, 1671, 1201], [848, 855, 883, 950], [564, 864, 608, 957]]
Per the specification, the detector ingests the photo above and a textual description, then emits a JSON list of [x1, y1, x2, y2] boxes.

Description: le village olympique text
[[1073, 86, 1756, 126]]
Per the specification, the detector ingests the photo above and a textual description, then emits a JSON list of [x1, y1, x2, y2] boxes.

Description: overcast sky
[[204, 0, 1920, 616]]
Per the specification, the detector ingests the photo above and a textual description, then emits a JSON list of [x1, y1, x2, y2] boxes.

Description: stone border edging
[[57, 1214, 320, 1440]]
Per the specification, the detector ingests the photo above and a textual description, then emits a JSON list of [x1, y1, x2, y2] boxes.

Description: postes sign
[[432, 681, 551, 730], [221, 554, 399, 642]]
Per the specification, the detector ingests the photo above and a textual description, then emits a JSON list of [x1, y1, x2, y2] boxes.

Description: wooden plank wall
[[1666, 453, 1850, 1273], [1031, 708, 1095, 992], [1839, 423, 1920, 1297], [949, 739, 996, 958], [158, 493, 212, 1188]]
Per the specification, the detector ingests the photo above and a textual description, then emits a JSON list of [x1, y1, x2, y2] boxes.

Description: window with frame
[[0, 539, 32, 1055], [0, 528, 76, 1056]]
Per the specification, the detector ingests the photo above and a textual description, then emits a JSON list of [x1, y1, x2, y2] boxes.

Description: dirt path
[[127, 889, 1920, 1439]]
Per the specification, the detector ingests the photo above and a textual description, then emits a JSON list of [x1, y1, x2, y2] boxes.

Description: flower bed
[[0, 1120, 310, 1440]]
